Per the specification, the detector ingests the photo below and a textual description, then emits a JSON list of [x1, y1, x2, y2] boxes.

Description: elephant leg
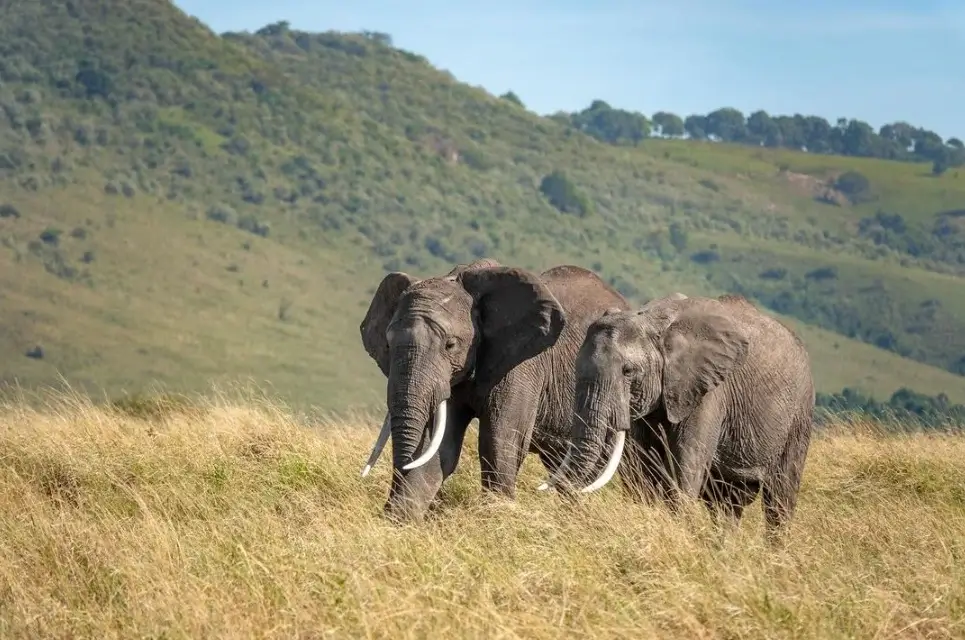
[[700, 474, 760, 527], [535, 441, 569, 476], [619, 422, 675, 505], [761, 416, 813, 542], [666, 406, 723, 513], [438, 403, 476, 478], [385, 402, 475, 521], [476, 380, 540, 499]]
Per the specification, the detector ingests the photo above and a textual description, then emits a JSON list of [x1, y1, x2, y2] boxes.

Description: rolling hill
[[1, 0, 964, 412]]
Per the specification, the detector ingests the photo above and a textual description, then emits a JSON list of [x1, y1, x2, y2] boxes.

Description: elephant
[[540, 292, 815, 537], [358, 258, 630, 522]]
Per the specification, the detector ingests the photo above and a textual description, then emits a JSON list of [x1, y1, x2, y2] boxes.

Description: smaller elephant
[[542, 292, 815, 538]]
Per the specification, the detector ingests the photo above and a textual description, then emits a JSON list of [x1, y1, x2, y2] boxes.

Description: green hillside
[[1, 0, 964, 411]]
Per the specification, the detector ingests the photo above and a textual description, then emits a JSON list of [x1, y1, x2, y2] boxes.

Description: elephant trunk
[[372, 348, 452, 522], [386, 346, 446, 472], [359, 345, 450, 479], [541, 376, 629, 493]]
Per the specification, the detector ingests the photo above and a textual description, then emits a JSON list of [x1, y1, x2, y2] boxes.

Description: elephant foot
[[381, 497, 429, 525], [478, 487, 517, 505]]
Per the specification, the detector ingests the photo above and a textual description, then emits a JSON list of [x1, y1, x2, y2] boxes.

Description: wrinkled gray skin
[[550, 292, 815, 537], [359, 259, 630, 522]]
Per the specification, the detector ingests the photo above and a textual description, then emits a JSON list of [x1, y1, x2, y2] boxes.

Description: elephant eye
[[445, 338, 458, 351], [622, 364, 635, 377]]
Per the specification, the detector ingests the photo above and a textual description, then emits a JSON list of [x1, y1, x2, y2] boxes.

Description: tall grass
[[0, 390, 963, 638]]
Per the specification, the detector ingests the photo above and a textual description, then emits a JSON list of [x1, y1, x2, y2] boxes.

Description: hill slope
[[1, 1, 964, 410]]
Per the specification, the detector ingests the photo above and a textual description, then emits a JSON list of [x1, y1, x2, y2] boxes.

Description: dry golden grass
[[1, 389, 964, 638]]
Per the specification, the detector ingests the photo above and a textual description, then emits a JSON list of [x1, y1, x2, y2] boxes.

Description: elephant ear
[[660, 308, 750, 425], [359, 271, 419, 377], [458, 267, 566, 383], [445, 258, 502, 278]]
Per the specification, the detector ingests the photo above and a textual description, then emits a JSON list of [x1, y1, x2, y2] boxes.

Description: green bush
[[237, 214, 270, 237], [539, 170, 593, 217], [206, 204, 238, 225], [38, 227, 61, 246], [833, 171, 872, 203]]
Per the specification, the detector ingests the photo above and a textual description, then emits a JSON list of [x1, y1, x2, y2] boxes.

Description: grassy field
[[1, 390, 963, 638]]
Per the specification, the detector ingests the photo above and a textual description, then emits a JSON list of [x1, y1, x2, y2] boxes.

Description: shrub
[[39, 227, 62, 246], [668, 222, 688, 252], [237, 214, 270, 237], [206, 204, 238, 225], [759, 267, 788, 280], [75, 65, 113, 98], [690, 249, 720, 264], [222, 136, 251, 156], [539, 170, 593, 217], [698, 178, 720, 192], [833, 171, 872, 203], [805, 266, 838, 281], [500, 91, 524, 107], [459, 148, 493, 172]]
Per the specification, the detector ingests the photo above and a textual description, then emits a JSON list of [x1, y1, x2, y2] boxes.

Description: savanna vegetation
[[1, 0, 964, 425], [0, 390, 963, 638]]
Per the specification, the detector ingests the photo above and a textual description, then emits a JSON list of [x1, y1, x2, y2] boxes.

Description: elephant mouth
[[359, 400, 448, 477], [536, 428, 627, 494]]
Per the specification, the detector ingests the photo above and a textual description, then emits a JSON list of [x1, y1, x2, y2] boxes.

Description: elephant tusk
[[580, 430, 627, 494], [537, 443, 574, 491], [361, 412, 392, 477], [401, 400, 448, 471]]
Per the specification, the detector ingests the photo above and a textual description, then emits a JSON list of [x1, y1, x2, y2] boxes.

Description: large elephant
[[358, 259, 630, 522], [541, 292, 815, 537]]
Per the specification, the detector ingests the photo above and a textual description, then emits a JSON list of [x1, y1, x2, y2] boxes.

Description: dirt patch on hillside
[[780, 169, 849, 206], [781, 170, 823, 196], [420, 134, 460, 164]]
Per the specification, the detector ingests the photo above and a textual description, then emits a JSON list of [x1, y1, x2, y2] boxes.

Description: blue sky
[[176, 0, 963, 139]]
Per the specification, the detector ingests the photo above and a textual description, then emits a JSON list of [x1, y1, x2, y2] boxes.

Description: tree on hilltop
[[556, 102, 964, 170]]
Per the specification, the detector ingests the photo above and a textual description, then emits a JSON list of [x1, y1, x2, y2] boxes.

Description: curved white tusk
[[537, 443, 574, 491], [580, 430, 627, 494], [401, 400, 448, 471], [361, 412, 392, 477]]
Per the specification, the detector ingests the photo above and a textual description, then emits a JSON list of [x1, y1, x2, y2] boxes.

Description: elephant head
[[540, 293, 750, 494], [359, 259, 566, 519]]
